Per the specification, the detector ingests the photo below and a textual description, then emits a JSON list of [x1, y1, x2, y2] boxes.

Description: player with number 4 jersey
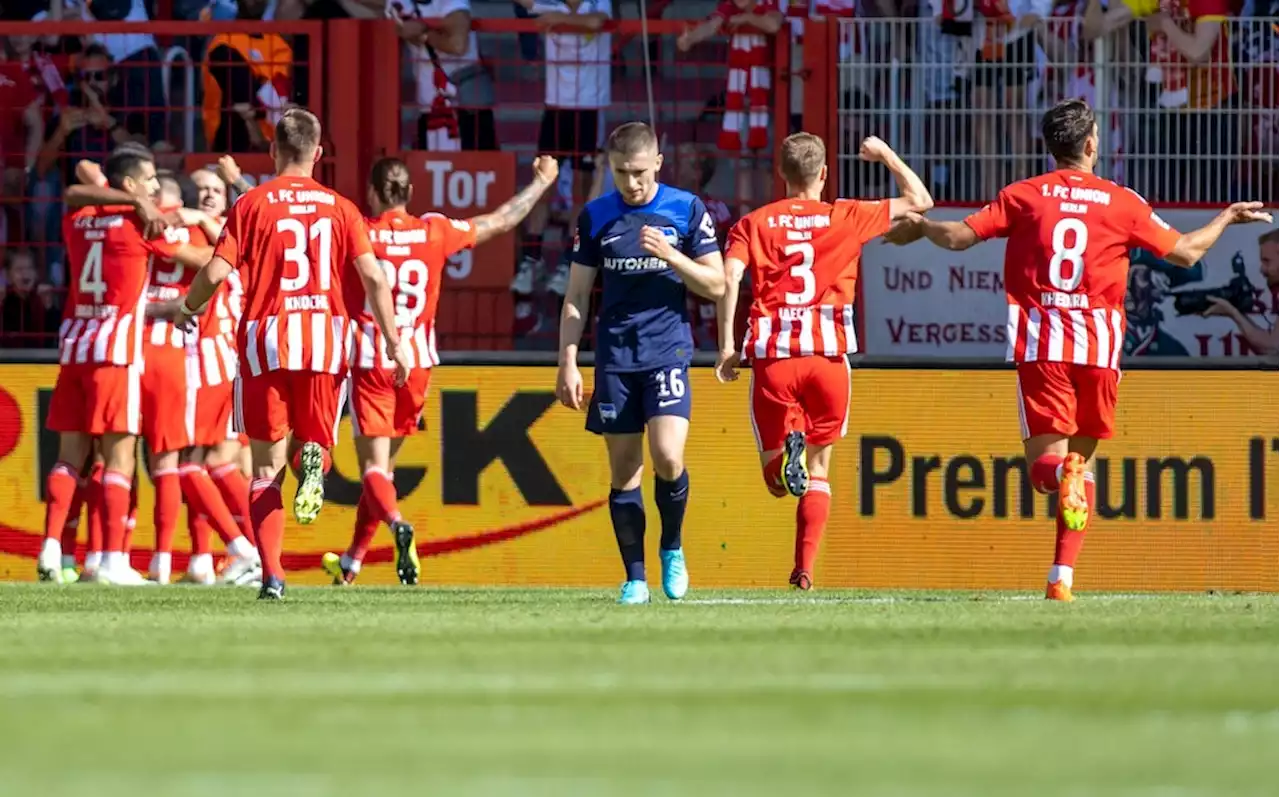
[[323, 155, 558, 588], [718, 133, 933, 590], [173, 108, 408, 601], [899, 99, 1273, 601]]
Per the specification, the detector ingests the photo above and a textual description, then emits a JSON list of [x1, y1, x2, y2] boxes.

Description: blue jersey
[[572, 184, 720, 373]]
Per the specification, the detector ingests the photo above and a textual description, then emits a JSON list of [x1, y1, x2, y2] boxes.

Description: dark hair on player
[[274, 107, 322, 165], [111, 141, 154, 161], [606, 122, 659, 158], [1041, 98, 1097, 166], [1260, 228, 1278, 246], [779, 132, 826, 188], [104, 150, 152, 190], [3, 247, 34, 272], [369, 156, 412, 207]]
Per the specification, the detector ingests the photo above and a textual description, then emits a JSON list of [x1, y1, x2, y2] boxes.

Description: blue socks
[[654, 470, 688, 552], [609, 487, 647, 582]]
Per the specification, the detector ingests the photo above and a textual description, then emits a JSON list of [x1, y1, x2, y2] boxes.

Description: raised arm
[[467, 156, 559, 246], [426, 8, 472, 56], [859, 136, 933, 219], [913, 213, 982, 251]]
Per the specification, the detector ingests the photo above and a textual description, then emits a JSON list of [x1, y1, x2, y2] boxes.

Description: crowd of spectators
[[0, 0, 1273, 348]]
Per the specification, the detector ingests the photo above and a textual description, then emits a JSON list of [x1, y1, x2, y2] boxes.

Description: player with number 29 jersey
[[964, 169, 1181, 439], [348, 209, 476, 438]]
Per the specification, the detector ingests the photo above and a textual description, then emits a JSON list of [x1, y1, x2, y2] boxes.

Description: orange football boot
[[1045, 581, 1075, 602]]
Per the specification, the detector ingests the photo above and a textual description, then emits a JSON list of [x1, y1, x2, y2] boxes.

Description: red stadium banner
[[402, 151, 516, 350]]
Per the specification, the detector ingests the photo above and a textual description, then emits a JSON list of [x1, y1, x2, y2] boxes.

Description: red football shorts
[[47, 363, 141, 436], [749, 356, 851, 452], [194, 381, 235, 447], [235, 369, 347, 447], [1015, 361, 1118, 441], [349, 367, 432, 439], [140, 344, 196, 453]]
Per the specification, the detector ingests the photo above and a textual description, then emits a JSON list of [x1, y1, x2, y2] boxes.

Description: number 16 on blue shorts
[[586, 365, 692, 435]]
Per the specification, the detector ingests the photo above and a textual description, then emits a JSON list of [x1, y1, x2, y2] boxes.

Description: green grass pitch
[[0, 585, 1275, 797]]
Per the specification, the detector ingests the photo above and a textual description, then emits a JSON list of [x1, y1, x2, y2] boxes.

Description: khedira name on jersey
[[265, 187, 337, 215]]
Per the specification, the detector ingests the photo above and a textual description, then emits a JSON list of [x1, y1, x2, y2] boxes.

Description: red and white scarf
[[718, 3, 773, 152]]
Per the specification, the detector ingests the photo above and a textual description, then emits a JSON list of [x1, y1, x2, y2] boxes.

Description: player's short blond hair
[[780, 133, 826, 188], [606, 122, 659, 158], [275, 107, 322, 165]]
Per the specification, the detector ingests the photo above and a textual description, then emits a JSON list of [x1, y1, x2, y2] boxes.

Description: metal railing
[[834, 16, 1280, 207]]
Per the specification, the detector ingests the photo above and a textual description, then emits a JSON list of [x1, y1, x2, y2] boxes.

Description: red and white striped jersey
[[59, 205, 189, 367], [195, 270, 243, 387], [145, 220, 209, 349], [964, 170, 1182, 370], [726, 197, 890, 360], [350, 210, 476, 372], [213, 175, 372, 377]]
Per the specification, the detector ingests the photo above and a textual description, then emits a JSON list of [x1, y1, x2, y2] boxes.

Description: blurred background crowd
[[0, 0, 1275, 349]]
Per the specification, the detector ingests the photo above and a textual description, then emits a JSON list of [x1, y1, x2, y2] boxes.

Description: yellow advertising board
[[0, 365, 1274, 591]]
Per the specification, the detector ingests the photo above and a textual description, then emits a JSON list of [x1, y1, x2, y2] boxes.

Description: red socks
[[181, 464, 243, 545], [250, 478, 285, 581], [347, 493, 379, 563], [152, 468, 181, 555], [211, 463, 254, 546], [189, 512, 212, 556], [102, 470, 132, 553], [361, 468, 401, 525], [61, 479, 84, 558], [795, 477, 831, 575], [43, 462, 80, 542], [1053, 473, 1094, 570], [1030, 454, 1064, 494]]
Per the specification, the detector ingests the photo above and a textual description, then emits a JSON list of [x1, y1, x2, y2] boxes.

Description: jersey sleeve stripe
[[328, 317, 345, 374], [819, 306, 838, 357], [841, 305, 857, 356], [245, 319, 262, 377], [1108, 310, 1123, 370], [1005, 305, 1019, 362], [1069, 310, 1089, 365], [310, 313, 326, 372], [1046, 310, 1065, 362], [285, 313, 303, 371], [1092, 309, 1110, 369], [1025, 309, 1042, 363]]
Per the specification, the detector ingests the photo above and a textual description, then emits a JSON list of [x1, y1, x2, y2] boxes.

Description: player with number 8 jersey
[[323, 155, 559, 588], [901, 99, 1273, 601], [173, 108, 409, 601], [717, 132, 932, 590]]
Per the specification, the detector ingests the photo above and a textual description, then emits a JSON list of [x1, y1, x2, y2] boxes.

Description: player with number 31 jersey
[[900, 99, 1272, 602], [173, 108, 408, 601], [323, 155, 558, 588]]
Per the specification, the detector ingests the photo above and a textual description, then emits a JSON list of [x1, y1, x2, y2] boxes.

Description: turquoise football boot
[[618, 580, 651, 605], [659, 549, 689, 600]]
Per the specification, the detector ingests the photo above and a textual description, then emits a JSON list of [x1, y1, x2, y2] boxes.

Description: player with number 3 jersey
[[322, 155, 558, 588], [717, 132, 933, 591], [898, 99, 1273, 601], [173, 108, 409, 601]]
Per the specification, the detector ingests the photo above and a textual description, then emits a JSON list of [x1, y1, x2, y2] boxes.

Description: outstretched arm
[[1164, 203, 1274, 267], [467, 156, 559, 246], [918, 214, 982, 251]]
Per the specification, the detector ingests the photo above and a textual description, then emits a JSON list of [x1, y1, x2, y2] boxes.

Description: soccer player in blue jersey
[[555, 122, 726, 605]]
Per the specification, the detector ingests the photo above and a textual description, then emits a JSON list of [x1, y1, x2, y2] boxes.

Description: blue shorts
[[586, 364, 692, 435]]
